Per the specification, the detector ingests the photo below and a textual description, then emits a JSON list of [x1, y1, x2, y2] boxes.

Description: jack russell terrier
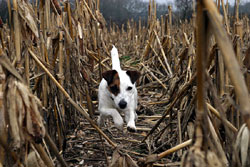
[[97, 46, 140, 132]]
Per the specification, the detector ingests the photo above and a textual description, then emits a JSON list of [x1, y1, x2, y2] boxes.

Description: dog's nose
[[118, 100, 127, 109]]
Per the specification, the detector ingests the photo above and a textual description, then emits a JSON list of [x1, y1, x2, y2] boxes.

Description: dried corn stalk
[[181, 1, 224, 166], [0, 56, 47, 165], [4, 76, 45, 147]]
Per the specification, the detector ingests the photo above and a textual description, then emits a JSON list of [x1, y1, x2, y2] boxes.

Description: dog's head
[[102, 70, 140, 110]]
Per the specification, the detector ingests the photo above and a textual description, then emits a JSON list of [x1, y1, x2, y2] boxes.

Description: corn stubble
[[0, 0, 250, 166]]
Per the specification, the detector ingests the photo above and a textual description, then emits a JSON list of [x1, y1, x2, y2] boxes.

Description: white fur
[[111, 46, 121, 71], [97, 46, 138, 131]]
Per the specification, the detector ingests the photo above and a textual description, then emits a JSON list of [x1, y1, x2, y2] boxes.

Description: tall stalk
[[195, 0, 208, 149], [13, 0, 21, 67]]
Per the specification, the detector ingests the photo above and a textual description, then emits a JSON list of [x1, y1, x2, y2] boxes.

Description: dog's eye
[[110, 85, 119, 94], [127, 86, 133, 91]]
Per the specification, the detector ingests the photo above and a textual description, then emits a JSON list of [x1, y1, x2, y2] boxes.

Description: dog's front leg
[[98, 108, 123, 130], [125, 110, 136, 132]]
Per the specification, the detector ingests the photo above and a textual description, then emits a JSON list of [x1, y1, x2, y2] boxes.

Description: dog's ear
[[126, 70, 140, 84], [102, 70, 118, 85]]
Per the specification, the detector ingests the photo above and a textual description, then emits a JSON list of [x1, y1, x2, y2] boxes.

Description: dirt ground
[[64, 115, 149, 166]]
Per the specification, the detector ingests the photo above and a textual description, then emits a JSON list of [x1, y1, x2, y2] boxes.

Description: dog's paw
[[114, 122, 123, 130], [127, 121, 136, 132], [114, 117, 124, 130], [127, 126, 136, 132]]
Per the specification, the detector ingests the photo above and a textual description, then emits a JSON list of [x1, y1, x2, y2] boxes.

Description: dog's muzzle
[[118, 99, 127, 109]]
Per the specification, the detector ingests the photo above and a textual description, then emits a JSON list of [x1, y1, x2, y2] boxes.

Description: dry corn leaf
[[4, 76, 45, 148], [16, 81, 45, 143], [181, 147, 206, 167], [240, 128, 249, 167], [18, 0, 39, 38], [181, 147, 223, 167], [15, 87, 25, 140], [206, 151, 223, 167], [124, 153, 139, 167], [235, 124, 250, 167], [5, 78, 22, 150], [110, 149, 122, 167], [27, 150, 46, 167], [110, 148, 138, 167], [0, 54, 23, 82]]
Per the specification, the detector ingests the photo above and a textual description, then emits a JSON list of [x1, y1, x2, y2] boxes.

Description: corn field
[[0, 0, 250, 166]]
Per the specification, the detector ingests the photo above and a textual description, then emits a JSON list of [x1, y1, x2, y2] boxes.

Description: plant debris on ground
[[0, 0, 250, 167]]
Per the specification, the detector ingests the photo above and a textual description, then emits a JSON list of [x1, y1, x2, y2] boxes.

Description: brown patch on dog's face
[[126, 70, 141, 84], [102, 70, 120, 96], [108, 73, 120, 96]]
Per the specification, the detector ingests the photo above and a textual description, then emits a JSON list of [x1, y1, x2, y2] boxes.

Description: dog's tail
[[111, 45, 121, 70]]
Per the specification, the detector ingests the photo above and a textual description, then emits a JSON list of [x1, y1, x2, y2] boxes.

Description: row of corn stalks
[[0, 0, 250, 166]]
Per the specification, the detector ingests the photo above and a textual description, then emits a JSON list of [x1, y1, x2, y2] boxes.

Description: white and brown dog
[[97, 46, 140, 132]]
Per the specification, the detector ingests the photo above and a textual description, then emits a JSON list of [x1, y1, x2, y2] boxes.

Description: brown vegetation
[[0, 0, 250, 166]]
